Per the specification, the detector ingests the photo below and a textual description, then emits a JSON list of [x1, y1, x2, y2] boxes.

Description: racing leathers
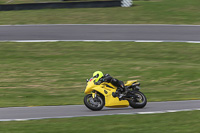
[[95, 74, 126, 98]]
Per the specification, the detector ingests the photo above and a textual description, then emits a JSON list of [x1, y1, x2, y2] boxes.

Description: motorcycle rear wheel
[[128, 91, 147, 108], [84, 94, 105, 111]]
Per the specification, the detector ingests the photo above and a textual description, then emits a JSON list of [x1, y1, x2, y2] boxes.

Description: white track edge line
[[1, 24, 200, 27], [0, 108, 200, 122], [0, 40, 200, 43]]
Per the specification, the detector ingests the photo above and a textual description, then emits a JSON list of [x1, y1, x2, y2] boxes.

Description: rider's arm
[[100, 74, 112, 82], [94, 74, 112, 85], [94, 80, 102, 85]]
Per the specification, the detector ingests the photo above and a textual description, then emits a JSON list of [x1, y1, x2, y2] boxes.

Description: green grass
[[0, 0, 200, 25], [0, 110, 200, 133], [0, 42, 199, 107]]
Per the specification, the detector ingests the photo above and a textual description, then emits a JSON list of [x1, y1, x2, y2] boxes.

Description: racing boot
[[112, 90, 119, 98], [113, 87, 125, 100], [118, 87, 128, 100], [112, 87, 123, 98], [118, 92, 126, 100]]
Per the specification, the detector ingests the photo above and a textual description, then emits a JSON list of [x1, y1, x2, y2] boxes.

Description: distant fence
[[0, 0, 133, 11]]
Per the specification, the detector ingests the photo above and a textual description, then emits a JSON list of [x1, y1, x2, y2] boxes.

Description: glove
[[95, 80, 102, 85], [99, 78, 105, 82]]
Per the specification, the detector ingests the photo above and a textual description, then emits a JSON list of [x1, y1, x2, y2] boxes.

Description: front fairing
[[84, 78, 97, 94]]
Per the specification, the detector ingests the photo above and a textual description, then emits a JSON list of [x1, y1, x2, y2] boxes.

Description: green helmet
[[93, 71, 104, 82]]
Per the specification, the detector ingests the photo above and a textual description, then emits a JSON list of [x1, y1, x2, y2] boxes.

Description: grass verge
[[0, 110, 200, 133], [0, 41, 199, 107], [0, 0, 200, 25]]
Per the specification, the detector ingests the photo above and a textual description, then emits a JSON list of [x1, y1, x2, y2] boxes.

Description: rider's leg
[[111, 79, 126, 99]]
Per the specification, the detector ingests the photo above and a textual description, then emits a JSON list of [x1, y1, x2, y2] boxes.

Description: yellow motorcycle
[[84, 77, 147, 111]]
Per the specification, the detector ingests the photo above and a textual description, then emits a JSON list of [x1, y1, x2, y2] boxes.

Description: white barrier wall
[[121, 0, 133, 7]]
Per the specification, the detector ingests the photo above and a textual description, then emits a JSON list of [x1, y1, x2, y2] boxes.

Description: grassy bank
[[0, 0, 200, 25], [0, 42, 199, 107], [0, 110, 199, 133]]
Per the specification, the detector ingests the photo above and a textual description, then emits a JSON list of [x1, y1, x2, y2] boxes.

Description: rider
[[92, 71, 126, 99]]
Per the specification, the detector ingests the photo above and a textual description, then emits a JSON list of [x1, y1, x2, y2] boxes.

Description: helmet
[[93, 71, 104, 82]]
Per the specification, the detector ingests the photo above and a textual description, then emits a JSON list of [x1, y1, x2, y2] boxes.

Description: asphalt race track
[[0, 24, 200, 42], [0, 100, 200, 121]]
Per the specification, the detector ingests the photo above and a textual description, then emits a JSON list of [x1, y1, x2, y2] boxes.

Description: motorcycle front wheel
[[84, 94, 105, 111], [128, 91, 147, 108]]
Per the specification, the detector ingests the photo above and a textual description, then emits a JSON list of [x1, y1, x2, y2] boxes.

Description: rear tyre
[[128, 91, 147, 108], [84, 94, 105, 111]]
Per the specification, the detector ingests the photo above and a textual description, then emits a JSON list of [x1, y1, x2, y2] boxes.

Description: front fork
[[92, 91, 97, 98], [92, 91, 99, 102]]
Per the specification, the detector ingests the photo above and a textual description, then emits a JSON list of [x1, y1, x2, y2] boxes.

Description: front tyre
[[84, 94, 105, 111], [128, 91, 147, 108]]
